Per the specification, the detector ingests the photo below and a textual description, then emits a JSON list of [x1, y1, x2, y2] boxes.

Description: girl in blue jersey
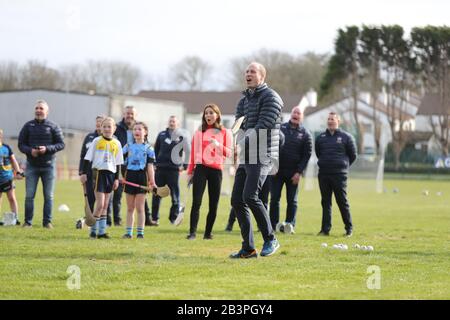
[[0, 129, 24, 225], [122, 122, 156, 239]]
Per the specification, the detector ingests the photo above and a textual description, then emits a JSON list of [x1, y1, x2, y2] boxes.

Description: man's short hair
[[329, 111, 340, 121], [35, 99, 49, 109], [249, 62, 267, 79]]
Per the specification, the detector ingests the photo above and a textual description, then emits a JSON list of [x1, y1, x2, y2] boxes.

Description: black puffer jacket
[[114, 119, 128, 147], [315, 128, 357, 174], [279, 121, 312, 175], [18, 119, 65, 167], [235, 83, 283, 166]]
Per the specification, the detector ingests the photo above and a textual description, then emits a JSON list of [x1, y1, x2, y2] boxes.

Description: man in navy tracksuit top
[[315, 112, 357, 237], [270, 106, 312, 234], [151, 116, 190, 225], [18, 100, 65, 228]]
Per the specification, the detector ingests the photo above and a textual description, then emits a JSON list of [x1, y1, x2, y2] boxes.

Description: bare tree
[[228, 49, 328, 95], [60, 60, 142, 95], [20, 60, 61, 90], [0, 61, 21, 90], [411, 26, 450, 156], [380, 25, 414, 170], [170, 56, 212, 91]]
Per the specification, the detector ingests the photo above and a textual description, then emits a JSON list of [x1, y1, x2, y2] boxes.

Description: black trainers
[[114, 221, 122, 227], [344, 230, 353, 238], [16, 220, 21, 226], [317, 230, 330, 236], [230, 249, 258, 259], [22, 222, 32, 228], [122, 234, 132, 239], [186, 233, 196, 240], [224, 224, 233, 232], [203, 234, 213, 240], [136, 234, 144, 239], [97, 233, 110, 239], [89, 232, 97, 239]]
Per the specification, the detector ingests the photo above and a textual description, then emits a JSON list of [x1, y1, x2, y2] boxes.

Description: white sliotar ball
[[321, 243, 328, 248], [367, 246, 374, 251]]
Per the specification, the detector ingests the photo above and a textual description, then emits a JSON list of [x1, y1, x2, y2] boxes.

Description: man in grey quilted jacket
[[230, 62, 283, 259]]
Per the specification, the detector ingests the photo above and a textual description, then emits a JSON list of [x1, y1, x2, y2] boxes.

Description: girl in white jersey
[[80, 117, 124, 239]]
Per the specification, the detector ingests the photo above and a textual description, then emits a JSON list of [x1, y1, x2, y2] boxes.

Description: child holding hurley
[[80, 117, 124, 239], [122, 121, 156, 239]]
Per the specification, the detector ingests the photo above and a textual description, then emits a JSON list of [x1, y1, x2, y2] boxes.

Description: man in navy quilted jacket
[[270, 106, 312, 234], [230, 62, 283, 259], [315, 112, 357, 237], [18, 100, 65, 228]]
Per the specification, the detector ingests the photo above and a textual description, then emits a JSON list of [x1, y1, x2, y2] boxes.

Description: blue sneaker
[[260, 239, 280, 257]]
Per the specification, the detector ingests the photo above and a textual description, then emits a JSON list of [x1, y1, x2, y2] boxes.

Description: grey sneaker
[[284, 223, 295, 234], [260, 239, 280, 257], [276, 222, 285, 233]]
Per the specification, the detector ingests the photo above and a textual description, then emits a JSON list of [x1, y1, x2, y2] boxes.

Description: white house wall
[[110, 95, 184, 144]]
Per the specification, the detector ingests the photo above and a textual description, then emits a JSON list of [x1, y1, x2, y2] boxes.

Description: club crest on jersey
[[337, 137, 343, 144], [297, 133, 303, 139]]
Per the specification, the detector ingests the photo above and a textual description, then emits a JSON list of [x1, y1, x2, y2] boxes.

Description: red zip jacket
[[187, 125, 232, 175]]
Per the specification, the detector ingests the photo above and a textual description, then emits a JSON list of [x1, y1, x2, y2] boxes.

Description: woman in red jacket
[[186, 104, 232, 240]]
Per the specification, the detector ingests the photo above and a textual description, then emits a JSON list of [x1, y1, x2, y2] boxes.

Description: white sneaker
[[276, 222, 285, 233], [284, 223, 295, 234], [174, 209, 184, 226]]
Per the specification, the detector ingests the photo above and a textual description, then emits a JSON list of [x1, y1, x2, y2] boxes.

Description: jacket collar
[[326, 128, 341, 136], [243, 83, 268, 97]]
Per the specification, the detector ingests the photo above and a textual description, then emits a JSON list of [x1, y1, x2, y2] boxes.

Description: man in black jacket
[[315, 112, 357, 237], [18, 100, 65, 228], [270, 106, 312, 234], [151, 115, 190, 225], [230, 62, 283, 259]]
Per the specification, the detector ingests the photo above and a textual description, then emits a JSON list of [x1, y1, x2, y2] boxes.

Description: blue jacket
[[18, 119, 65, 167], [154, 128, 191, 170], [279, 121, 312, 175], [315, 128, 357, 175]]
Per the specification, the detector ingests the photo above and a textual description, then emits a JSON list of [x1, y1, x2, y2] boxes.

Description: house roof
[[0, 88, 109, 97], [417, 94, 449, 116], [138, 90, 303, 115], [304, 95, 415, 120]]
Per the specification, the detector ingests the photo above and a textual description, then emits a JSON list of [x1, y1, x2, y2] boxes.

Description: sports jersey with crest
[[123, 143, 155, 171], [84, 136, 124, 172], [0, 143, 14, 183]]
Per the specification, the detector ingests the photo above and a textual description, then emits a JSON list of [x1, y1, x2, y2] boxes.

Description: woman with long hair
[[186, 104, 232, 240]]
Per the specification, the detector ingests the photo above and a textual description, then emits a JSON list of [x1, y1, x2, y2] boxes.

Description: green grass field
[[0, 176, 449, 300]]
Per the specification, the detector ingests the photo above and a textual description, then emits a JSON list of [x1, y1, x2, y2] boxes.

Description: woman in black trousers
[[186, 104, 232, 240]]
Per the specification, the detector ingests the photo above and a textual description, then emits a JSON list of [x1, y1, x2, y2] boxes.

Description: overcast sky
[[1, 0, 449, 90]]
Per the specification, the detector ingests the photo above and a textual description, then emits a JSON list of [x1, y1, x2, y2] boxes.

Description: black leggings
[[189, 165, 223, 236]]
